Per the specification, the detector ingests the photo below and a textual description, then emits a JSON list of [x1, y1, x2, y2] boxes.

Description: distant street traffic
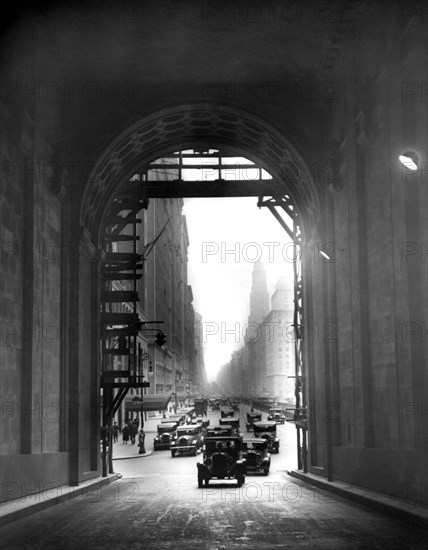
[[1, 403, 425, 549]]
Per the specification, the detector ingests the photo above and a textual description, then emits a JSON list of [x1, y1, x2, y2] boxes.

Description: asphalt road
[[0, 405, 426, 549]]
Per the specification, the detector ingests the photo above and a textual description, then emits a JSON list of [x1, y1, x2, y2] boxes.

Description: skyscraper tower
[[248, 261, 270, 327], [245, 261, 269, 395]]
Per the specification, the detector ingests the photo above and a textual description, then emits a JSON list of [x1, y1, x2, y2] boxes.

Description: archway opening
[[81, 103, 318, 477]]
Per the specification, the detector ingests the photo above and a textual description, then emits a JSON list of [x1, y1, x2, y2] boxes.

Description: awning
[[125, 394, 172, 412]]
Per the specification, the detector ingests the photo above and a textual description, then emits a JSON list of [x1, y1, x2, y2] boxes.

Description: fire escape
[[104, 150, 308, 473], [100, 182, 150, 476]]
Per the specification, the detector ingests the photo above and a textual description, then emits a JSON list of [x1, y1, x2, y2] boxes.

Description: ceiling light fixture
[[399, 151, 419, 171]]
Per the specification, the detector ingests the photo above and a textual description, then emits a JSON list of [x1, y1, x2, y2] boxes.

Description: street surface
[[0, 404, 426, 549]]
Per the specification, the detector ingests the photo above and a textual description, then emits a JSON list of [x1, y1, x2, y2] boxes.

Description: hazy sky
[[182, 197, 294, 381]]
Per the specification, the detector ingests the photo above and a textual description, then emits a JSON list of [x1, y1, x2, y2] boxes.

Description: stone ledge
[[288, 469, 428, 528], [0, 473, 121, 527]]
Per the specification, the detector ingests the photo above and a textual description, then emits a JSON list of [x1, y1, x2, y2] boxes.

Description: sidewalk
[[0, 473, 121, 527], [289, 470, 428, 528], [112, 412, 169, 460], [0, 413, 167, 526]]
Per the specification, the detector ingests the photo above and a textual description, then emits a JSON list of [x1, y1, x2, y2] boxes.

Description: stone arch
[[80, 101, 320, 246]]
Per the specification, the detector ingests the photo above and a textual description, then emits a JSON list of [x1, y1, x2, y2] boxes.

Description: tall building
[[194, 311, 207, 394], [247, 261, 270, 327], [264, 278, 295, 401], [218, 274, 295, 401], [143, 198, 192, 397], [246, 262, 270, 395], [116, 159, 204, 418]]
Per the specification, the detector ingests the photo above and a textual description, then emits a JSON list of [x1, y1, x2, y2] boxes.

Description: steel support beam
[[258, 195, 307, 472], [123, 179, 284, 198]]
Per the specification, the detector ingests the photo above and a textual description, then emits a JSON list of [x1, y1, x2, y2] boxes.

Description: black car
[[219, 417, 240, 436], [197, 436, 246, 487], [165, 414, 186, 426], [253, 421, 280, 454], [242, 438, 271, 475], [246, 411, 262, 431], [153, 423, 177, 450], [178, 407, 196, 423], [170, 424, 204, 457], [206, 425, 233, 437], [220, 407, 235, 418], [267, 408, 286, 424]]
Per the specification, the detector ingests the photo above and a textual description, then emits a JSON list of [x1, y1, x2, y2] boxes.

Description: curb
[[0, 474, 121, 527], [113, 450, 154, 461], [288, 470, 428, 528]]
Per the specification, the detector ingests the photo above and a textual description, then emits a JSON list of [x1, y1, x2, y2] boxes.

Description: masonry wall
[[304, 6, 428, 503], [0, 98, 75, 501]]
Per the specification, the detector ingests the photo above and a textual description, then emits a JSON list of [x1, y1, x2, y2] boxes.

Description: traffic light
[[155, 331, 167, 347]]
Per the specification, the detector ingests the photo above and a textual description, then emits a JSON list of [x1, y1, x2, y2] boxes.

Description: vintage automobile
[[219, 417, 240, 435], [170, 423, 204, 457], [253, 421, 280, 454], [209, 399, 220, 412], [192, 416, 210, 431], [178, 407, 196, 423], [153, 422, 177, 450], [197, 436, 246, 487], [167, 413, 186, 425], [206, 425, 233, 437], [160, 418, 180, 430], [246, 411, 262, 431], [242, 438, 271, 475], [267, 408, 286, 424], [194, 398, 208, 417], [220, 407, 235, 418]]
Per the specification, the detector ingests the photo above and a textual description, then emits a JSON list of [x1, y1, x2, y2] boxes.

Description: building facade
[[263, 278, 295, 402], [218, 268, 295, 402]]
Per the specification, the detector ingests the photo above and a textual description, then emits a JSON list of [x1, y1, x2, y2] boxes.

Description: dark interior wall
[[0, 81, 75, 500], [304, 2, 428, 502]]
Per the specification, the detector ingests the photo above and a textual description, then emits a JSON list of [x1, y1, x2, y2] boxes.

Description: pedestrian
[[130, 422, 138, 444], [113, 422, 119, 443], [138, 428, 146, 454], [122, 424, 129, 444]]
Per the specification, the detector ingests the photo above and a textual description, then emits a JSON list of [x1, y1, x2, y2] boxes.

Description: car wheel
[[171, 450, 176, 457], [192, 447, 197, 456], [237, 474, 245, 487], [198, 476, 203, 488], [263, 469, 269, 476]]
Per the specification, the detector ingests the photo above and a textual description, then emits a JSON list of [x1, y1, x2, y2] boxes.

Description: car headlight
[[192, 439, 197, 444], [170, 441, 176, 446]]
